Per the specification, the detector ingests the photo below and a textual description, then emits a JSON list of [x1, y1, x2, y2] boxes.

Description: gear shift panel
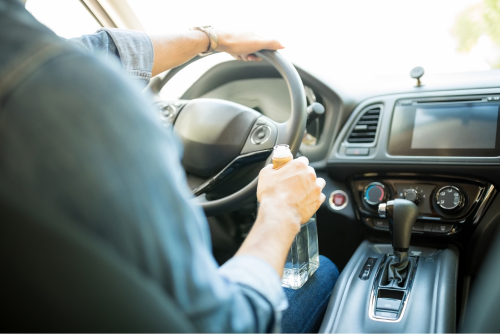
[[369, 255, 419, 322], [319, 242, 458, 333], [370, 199, 419, 321]]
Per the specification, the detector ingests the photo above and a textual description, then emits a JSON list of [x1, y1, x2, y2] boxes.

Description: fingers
[[234, 54, 262, 62], [260, 163, 273, 173], [316, 177, 326, 189], [295, 156, 309, 167], [263, 163, 273, 170], [247, 54, 262, 61], [319, 193, 326, 204]]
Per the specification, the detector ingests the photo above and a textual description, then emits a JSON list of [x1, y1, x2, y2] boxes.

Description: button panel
[[351, 176, 492, 237], [373, 218, 389, 230]]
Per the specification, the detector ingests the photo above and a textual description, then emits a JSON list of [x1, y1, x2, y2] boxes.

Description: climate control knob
[[404, 188, 421, 205], [364, 182, 386, 206], [435, 186, 464, 211]]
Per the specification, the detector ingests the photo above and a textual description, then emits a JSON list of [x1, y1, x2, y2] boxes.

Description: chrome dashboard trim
[[473, 184, 496, 224]]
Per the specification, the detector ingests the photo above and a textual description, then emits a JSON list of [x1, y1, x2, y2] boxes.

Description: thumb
[[258, 37, 285, 50], [262, 163, 274, 170]]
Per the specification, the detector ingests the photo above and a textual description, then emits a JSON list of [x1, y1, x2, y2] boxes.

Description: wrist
[[257, 198, 301, 236], [189, 29, 210, 54], [190, 26, 218, 56]]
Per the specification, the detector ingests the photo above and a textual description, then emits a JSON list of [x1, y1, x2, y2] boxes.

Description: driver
[[0, 0, 339, 332]]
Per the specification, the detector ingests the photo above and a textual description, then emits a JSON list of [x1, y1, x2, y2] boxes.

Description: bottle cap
[[272, 144, 293, 169]]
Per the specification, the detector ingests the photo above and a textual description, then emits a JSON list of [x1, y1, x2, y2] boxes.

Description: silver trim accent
[[368, 255, 419, 322], [329, 190, 349, 210], [473, 184, 496, 224], [378, 203, 387, 217]]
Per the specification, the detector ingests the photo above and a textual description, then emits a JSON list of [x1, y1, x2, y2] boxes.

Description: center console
[[320, 199, 458, 333], [319, 241, 458, 333]]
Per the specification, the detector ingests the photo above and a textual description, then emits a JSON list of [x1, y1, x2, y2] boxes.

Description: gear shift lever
[[378, 199, 419, 286]]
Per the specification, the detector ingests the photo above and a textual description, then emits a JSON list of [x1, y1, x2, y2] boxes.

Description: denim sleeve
[[69, 28, 154, 86], [1, 43, 285, 332], [219, 256, 289, 332]]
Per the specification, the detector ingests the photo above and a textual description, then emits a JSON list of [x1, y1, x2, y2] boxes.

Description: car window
[[26, 0, 100, 39], [128, 0, 494, 77]]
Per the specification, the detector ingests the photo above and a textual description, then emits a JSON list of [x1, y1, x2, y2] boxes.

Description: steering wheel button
[[251, 125, 271, 145]]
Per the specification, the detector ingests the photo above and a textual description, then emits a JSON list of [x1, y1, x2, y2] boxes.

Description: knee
[[317, 255, 340, 287]]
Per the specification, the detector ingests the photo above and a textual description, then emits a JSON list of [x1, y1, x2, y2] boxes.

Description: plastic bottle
[[272, 144, 320, 289]]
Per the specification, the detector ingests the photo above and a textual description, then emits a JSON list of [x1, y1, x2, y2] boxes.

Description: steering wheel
[[149, 50, 307, 216]]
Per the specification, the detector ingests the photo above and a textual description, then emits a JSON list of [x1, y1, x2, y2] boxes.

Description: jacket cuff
[[97, 28, 154, 82], [218, 255, 288, 313]]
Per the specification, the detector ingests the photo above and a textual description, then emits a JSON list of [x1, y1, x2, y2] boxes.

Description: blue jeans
[[282, 256, 339, 333]]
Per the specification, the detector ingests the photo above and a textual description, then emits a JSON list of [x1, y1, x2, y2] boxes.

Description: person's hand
[[257, 157, 326, 225], [215, 29, 285, 61]]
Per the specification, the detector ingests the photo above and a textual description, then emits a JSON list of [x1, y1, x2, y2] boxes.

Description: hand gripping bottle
[[272, 144, 320, 289]]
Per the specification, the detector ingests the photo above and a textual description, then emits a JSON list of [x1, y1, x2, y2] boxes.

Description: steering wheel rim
[[152, 50, 307, 216]]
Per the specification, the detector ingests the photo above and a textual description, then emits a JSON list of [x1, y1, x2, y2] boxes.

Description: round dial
[[436, 186, 463, 211], [404, 189, 421, 205], [364, 182, 386, 206]]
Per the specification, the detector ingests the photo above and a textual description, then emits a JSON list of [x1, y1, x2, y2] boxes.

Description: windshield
[[128, 0, 498, 77]]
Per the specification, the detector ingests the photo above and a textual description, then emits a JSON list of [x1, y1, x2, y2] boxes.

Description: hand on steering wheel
[[149, 50, 307, 216], [214, 29, 285, 62]]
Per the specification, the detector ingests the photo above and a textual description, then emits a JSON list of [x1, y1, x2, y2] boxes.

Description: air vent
[[347, 107, 381, 144]]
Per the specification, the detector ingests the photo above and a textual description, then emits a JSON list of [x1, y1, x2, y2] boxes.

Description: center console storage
[[319, 241, 458, 333]]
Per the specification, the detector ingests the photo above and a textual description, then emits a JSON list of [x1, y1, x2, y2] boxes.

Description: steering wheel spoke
[[240, 115, 278, 155], [192, 149, 272, 196]]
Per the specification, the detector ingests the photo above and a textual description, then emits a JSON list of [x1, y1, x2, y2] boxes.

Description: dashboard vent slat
[[347, 107, 381, 144]]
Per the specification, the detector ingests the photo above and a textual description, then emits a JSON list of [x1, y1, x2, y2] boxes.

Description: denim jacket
[[0, 0, 286, 331]]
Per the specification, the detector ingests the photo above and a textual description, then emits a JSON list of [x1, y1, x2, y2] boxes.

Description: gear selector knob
[[379, 199, 419, 252]]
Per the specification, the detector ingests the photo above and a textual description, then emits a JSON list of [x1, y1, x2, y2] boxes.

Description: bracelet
[[190, 26, 219, 56]]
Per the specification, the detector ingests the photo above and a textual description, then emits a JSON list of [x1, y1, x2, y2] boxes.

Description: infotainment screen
[[388, 100, 500, 156]]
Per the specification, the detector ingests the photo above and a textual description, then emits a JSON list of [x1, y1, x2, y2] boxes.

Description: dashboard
[[329, 91, 500, 241], [156, 59, 500, 271]]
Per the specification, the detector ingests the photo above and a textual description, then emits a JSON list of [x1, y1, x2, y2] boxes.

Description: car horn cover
[[174, 98, 261, 177]]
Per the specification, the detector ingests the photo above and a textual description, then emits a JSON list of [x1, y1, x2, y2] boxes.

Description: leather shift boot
[[381, 251, 411, 288], [388, 255, 409, 285]]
